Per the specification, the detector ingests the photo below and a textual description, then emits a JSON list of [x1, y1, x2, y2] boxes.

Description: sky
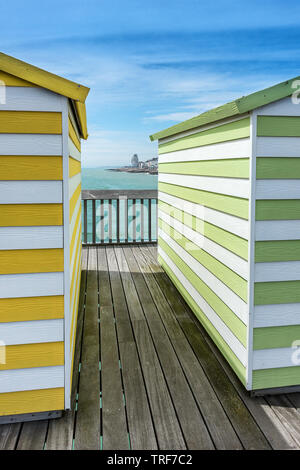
[[1, 1, 300, 166]]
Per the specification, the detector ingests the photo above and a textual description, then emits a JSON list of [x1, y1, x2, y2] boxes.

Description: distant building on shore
[[131, 154, 139, 167]]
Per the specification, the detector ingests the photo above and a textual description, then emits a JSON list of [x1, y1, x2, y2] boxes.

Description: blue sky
[[1, 1, 300, 166]]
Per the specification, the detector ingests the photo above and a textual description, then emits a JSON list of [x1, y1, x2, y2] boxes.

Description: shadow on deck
[[1, 244, 300, 450]]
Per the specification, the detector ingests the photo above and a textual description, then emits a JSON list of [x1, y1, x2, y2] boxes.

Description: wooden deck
[[1, 244, 300, 450]]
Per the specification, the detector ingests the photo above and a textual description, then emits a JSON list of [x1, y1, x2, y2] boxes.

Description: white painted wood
[[256, 179, 300, 199], [0, 181, 62, 204], [158, 228, 248, 323], [68, 137, 81, 161], [158, 190, 249, 239], [246, 111, 257, 390], [0, 134, 62, 155], [255, 261, 300, 282], [0, 226, 63, 250], [70, 196, 81, 236], [257, 96, 300, 116], [62, 97, 71, 410], [158, 138, 251, 163], [256, 137, 300, 157], [159, 173, 249, 199], [0, 366, 64, 394], [256, 220, 300, 241], [0, 87, 63, 111], [158, 245, 247, 365], [69, 173, 81, 199], [0, 272, 64, 298], [254, 303, 300, 328], [159, 113, 250, 144], [0, 319, 64, 346], [253, 347, 300, 370], [70, 223, 81, 278], [158, 209, 248, 279]]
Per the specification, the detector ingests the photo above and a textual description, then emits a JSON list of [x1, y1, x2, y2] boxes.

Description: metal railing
[[82, 189, 158, 245]]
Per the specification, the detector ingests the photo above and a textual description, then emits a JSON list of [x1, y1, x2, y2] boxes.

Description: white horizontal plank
[[159, 114, 250, 144], [0, 134, 62, 156], [257, 96, 300, 116], [0, 87, 63, 112], [0, 319, 64, 346], [69, 173, 81, 199], [159, 173, 249, 199], [158, 245, 247, 366], [159, 229, 248, 323], [254, 303, 300, 328], [256, 179, 300, 199], [0, 181, 62, 204], [256, 220, 300, 241], [158, 138, 251, 163], [159, 190, 249, 239], [0, 272, 64, 298], [253, 347, 300, 370], [0, 226, 63, 250], [158, 209, 248, 280], [68, 137, 81, 161], [256, 137, 300, 157], [0, 366, 64, 394], [255, 261, 300, 282]]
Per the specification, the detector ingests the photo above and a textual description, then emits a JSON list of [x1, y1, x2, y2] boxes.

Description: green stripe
[[256, 157, 300, 179], [158, 253, 246, 385], [256, 240, 300, 262], [253, 325, 300, 349], [159, 182, 249, 220], [158, 237, 247, 347], [159, 218, 247, 300], [159, 200, 248, 260], [158, 118, 250, 154], [257, 116, 300, 137], [256, 200, 300, 220], [253, 367, 300, 390], [159, 158, 249, 178], [254, 280, 300, 305]]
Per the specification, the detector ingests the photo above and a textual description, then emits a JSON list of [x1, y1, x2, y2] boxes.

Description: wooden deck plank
[[123, 246, 214, 450], [17, 420, 48, 450], [265, 395, 300, 447], [114, 246, 186, 450], [0, 423, 21, 450], [104, 247, 157, 450], [141, 245, 271, 450], [74, 247, 101, 450], [132, 245, 243, 450]]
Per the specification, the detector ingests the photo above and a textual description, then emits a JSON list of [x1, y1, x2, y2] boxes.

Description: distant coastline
[[107, 166, 158, 175]]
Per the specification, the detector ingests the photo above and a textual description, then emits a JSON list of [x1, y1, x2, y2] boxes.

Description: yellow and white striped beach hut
[[0, 52, 89, 421]]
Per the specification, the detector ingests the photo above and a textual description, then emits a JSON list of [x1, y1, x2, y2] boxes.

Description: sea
[[82, 167, 158, 243]]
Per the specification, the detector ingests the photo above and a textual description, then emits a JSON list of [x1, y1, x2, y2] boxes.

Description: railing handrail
[[82, 189, 158, 200]]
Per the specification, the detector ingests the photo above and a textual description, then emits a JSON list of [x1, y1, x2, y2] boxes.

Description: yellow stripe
[[0, 111, 62, 134], [0, 388, 64, 416], [70, 232, 81, 300], [0, 248, 64, 274], [0, 70, 35, 87], [0, 155, 63, 180], [0, 342, 64, 371], [70, 205, 81, 258], [0, 296, 64, 322], [69, 184, 81, 222], [68, 118, 81, 152], [70, 244, 81, 348], [69, 156, 81, 178], [0, 204, 63, 226]]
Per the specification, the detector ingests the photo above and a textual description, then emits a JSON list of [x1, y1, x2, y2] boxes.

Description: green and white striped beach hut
[[150, 77, 300, 394]]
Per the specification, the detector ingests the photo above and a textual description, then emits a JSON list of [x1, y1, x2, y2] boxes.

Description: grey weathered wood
[[17, 420, 48, 450], [133, 245, 242, 449], [0, 423, 21, 450], [100, 200, 104, 243], [92, 199, 96, 244], [265, 395, 300, 447], [132, 198, 136, 243], [148, 199, 152, 242], [108, 199, 112, 243], [116, 198, 120, 243], [141, 199, 145, 242], [74, 247, 101, 450], [83, 199, 87, 244], [114, 246, 186, 450]]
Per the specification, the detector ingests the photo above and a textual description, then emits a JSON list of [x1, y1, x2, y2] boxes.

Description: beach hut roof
[[0, 52, 90, 139], [149, 75, 300, 142]]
